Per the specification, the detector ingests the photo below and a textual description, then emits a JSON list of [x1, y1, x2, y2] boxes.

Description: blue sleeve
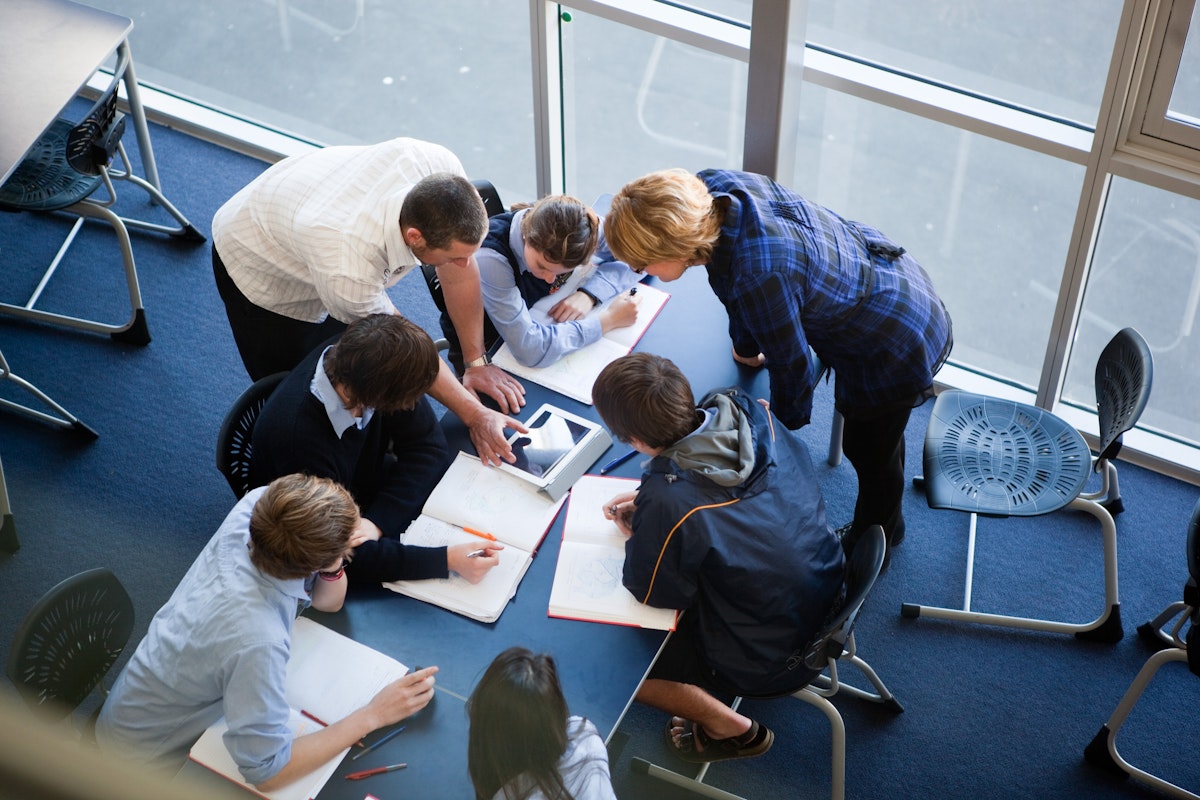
[[579, 233, 643, 302], [478, 242, 603, 367], [731, 270, 814, 429], [221, 641, 293, 786]]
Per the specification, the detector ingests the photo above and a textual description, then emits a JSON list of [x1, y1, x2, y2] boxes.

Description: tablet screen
[[508, 410, 591, 479]]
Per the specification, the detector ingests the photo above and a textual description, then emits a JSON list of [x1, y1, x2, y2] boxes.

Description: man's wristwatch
[[465, 354, 491, 369]]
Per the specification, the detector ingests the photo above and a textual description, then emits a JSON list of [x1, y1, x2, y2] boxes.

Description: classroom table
[[180, 267, 772, 799]]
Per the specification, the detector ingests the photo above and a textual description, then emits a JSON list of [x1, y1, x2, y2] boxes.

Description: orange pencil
[[463, 526, 497, 542]]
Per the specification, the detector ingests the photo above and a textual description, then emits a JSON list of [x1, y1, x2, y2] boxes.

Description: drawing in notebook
[[187, 617, 409, 800], [490, 282, 670, 404], [548, 474, 679, 631], [383, 449, 570, 623]]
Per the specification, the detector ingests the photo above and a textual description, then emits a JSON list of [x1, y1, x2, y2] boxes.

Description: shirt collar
[[311, 347, 374, 438], [708, 190, 741, 278]]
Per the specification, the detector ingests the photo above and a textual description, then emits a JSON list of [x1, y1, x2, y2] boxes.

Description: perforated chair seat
[[216, 372, 287, 498], [922, 391, 1092, 518], [0, 118, 110, 211], [7, 568, 134, 722], [904, 388, 1123, 641]]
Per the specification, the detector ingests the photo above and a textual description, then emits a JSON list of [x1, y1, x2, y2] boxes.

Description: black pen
[[599, 449, 638, 475], [629, 286, 638, 296]]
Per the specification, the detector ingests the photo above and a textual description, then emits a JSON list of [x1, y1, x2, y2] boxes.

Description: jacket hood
[[658, 389, 766, 488]]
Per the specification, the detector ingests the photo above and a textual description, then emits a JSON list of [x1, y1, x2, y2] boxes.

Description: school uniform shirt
[[699, 169, 953, 428], [96, 488, 310, 785], [212, 137, 467, 324]]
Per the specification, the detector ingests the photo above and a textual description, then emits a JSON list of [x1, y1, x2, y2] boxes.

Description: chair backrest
[[1094, 327, 1153, 461], [1184, 496, 1200, 610], [7, 568, 134, 721], [215, 372, 287, 498], [802, 525, 886, 672], [65, 48, 130, 176]]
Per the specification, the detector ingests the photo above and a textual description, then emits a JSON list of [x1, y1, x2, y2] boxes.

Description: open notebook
[[548, 474, 679, 631], [187, 617, 409, 800], [383, 451, 568, 622], [490, 283, 670, 404]]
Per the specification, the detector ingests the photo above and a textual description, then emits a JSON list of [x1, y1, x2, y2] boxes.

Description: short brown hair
[[520, 195, 600, 270], [592, 353, 697, 449], [401, 173, 488, 250], [604, 168, 722, 269], [323, 314, 439, 413], [249, 474, 358, 580]]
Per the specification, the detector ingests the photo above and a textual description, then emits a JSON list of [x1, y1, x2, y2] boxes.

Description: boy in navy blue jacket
[[593, 352, 844, 764]]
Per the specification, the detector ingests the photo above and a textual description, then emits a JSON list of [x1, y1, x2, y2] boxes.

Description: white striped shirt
[[212, 137, 467, 324]]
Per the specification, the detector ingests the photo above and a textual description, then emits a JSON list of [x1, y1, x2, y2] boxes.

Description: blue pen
[[599, 449, 638, 475], [351, 725, 406, 761]]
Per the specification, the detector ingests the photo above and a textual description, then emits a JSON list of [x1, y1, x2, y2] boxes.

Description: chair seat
[[923, 390, 1092, 517], [0, 118, 103, 212]]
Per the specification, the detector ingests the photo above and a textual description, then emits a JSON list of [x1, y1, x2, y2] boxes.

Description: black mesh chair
[[1084, 496, 1200, 798], [902, 327, 1153, 643], [1139, 498, 1200, 649], [7, 568, 135, 725], [632, 526, 902, 800], [0, 47, 204, 345], [215, 372, 287, 498]]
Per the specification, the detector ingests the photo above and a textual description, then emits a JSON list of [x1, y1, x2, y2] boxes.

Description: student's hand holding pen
[[599, 292, 639, 334], [603, 491, 639, 536], [447, 541, 504, 583]]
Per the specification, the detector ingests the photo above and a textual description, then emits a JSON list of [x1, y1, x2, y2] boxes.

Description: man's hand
[[466, 406, 527, 466], [367, 667, 438, 728], [732, 346, 766, 368], [548, 291, 594, 322], [462, 364, 526, 414], [446, 542, 504, 584]]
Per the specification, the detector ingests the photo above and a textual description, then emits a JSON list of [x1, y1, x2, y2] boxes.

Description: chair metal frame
[[630, 526, 902, 800], [0, 48, 204, 345], [1084, 497, 1200, 798], [215, 372, 287, 499], [903, 328, 1153, 643]]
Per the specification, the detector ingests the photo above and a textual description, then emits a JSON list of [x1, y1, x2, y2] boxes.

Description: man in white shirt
[[212, 137, 525, 465]]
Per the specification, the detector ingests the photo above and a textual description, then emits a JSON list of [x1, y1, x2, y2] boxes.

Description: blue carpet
[[2, 115, 1198, 800]]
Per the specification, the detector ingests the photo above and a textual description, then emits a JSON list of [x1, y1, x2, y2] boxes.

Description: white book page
[[383, 515, 534, 623], [562, 475, 641, 548], [189, 709, 343, 800], [548, 541, 677, 631], [492, 284, 671, 404], [285, 617, 408, 724], [421, 452, 565, 552]]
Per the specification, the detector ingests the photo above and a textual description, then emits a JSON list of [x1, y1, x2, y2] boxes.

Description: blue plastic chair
[[1085, 497, 1200, 799], [902, 328, 1153, 642]]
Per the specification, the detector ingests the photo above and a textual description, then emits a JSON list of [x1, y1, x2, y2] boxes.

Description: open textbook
[[490, 282, 670, 404], [383, 451, 568, 623], [548, 474, 679, 631], [187, 617, 409, 800]]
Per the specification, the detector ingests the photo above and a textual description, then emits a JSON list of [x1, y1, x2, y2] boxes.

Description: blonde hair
[[604, 168, 722, 269]]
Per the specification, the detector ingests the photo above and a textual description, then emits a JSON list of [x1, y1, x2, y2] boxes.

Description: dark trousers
[[212, 246, 347, 382], [840, 403, 914, 543]]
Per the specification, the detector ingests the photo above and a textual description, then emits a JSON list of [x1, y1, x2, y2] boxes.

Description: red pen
[[345, 763, 407, 780], [300, 710, 365, 748]]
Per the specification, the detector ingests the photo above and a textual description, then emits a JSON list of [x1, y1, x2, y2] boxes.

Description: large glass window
[[786, 86, 1086, 389], [85, 0, 537, 199], [560, 9, 745, 203], [806, 0, 1124, 126], [1062, 178, 1200, 446]]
